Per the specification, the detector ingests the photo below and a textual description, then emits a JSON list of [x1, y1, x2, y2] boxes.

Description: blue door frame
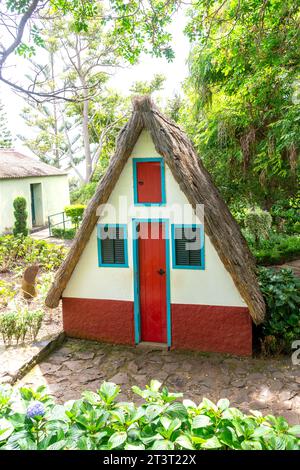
[[132, 218, 171, 347]]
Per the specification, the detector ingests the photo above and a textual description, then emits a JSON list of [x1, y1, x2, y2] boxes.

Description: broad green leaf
[[149, 380, 162, 392], [252, 425, 272, 438], [217, 398, 230, 411], [127, 407, 145, 425], [192, 414, 212, 429], [160, 416, 171, 430], [131, 386, 145, 398], [145, 405, 164, 422], [191, 435, 206, 444], [125, 443, 145, 450], [17, 438, 37, 450], [82, 391, 101, 405], [0, 418, 14, 442], [109, 409, 125, 424], [50, 405, 68, 421], [175, 435, 195, 450], [219, 426, 238, 447], [169, 417, 182, 433], [201, 397, 218, 411], [166, 402, 188, 419], [201, 436, 222, 449], [250, 410, 263, 418], [46, 440, 66, 450], [183, 399, 197, 409], [288, 425, 300, 436], [141, 433, 164, 445], [98, 382, 120, 405], [108, 431, 127, 449], [241, 440, 262, 450], [151, 439, 174, 450]]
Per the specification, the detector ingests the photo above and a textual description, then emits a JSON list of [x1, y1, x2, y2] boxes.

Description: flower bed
[[0, 381, 299, 450]]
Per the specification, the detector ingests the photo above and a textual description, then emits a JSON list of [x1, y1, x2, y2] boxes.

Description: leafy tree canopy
[[1, 0, 181, 99], [0, 99, 12, 148], [183, 0, 300, 207]]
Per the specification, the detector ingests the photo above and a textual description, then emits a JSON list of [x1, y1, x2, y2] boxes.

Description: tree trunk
[[81, 81, 92, 183], [50, 52, 60, 168]]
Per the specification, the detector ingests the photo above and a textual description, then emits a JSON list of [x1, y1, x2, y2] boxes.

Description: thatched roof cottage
[[46, 96, 265, 356]]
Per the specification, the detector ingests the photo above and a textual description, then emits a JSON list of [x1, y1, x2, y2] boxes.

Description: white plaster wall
[[0, 175, 70, 233], [63, 130, 246, 307]]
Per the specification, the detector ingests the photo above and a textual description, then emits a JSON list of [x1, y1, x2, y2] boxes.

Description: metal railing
[[48, 211, 72, 237]]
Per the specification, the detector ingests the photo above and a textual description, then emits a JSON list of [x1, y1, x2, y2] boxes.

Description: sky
[[0, 9, 190, 153]]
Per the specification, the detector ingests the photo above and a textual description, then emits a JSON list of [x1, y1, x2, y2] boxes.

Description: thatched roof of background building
[[45, 96, 265, 324], [0, 149, 67, 179]]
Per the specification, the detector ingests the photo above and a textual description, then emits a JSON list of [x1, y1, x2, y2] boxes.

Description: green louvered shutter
[[174, 227, 189, 265], [174, 226, 202, 267], [100, 226, 125, 265], [113, 226, 125, 265]]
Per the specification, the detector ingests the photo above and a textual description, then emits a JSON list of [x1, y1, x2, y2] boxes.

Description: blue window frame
[[97, 224, 128, 267], [132, 157, 166, 206], [171, 224, 205, 270]]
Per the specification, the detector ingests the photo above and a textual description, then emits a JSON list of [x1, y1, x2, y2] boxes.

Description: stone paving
[[31, 228, 73, 247], [0, 333, 65, 385], [0, 303, 63, 385], [16, 338, 300, 424], [274, 259, 300, 278]]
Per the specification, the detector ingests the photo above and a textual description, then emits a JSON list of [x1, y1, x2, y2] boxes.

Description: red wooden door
[[138, 222, 167, 343], [136, 161, 162, 203]]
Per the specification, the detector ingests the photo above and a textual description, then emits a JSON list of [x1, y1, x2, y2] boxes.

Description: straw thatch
[[0, 149, 67, 179], [45, 96, 265, 324]]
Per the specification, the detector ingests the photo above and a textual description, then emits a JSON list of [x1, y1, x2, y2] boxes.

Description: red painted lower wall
[[62, 298, 252, 355], [62, 297, 135, 345], [172, 304, 252, 356]]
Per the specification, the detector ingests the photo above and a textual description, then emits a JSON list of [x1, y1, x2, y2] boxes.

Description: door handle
[[157, 268, 165, 276]]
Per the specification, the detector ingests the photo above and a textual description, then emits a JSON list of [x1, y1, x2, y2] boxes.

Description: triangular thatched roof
[[45, 96, 265, 324]]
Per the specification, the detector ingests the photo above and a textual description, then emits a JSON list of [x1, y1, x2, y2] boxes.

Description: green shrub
[[0, 235, 67, 273], [64, 204, 86, 228], [0, 309, 29, 345], [0, 381, 299, 450], [293, 221, 300, 234], [0, 311, 18, 345], [0, 280, 16, 307], [270, 195, 300, 235], [258, 267, 300, 354], [51, 227, 76, 240], [70, 182, 97, 204], [247, 233, 300, 265], [13, 197, 28, 237], [36, 272, 54, 302], [229, 200, 249, 227], [244, 208, 272, 245], [26, 310, 44, 340], [0, 307, 44, 345]]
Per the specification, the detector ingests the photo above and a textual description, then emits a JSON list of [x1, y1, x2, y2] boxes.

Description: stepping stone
[[132, 374, 148, 386], [127, 361, 139, 374], [74, 351, 95, 360], [109, 372, 129, 385], [231, 379, 246, 388], [249, 401, 269, 410], [279, 390, 295, 401], [65, 361, 84, 372], [247, 373, 265, 381]]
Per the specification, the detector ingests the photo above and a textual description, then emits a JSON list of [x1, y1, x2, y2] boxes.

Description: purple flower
[[26, 401, 45, 419]]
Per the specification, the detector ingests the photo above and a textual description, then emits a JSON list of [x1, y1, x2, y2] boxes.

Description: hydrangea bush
[[0, 381, 299, 450]]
